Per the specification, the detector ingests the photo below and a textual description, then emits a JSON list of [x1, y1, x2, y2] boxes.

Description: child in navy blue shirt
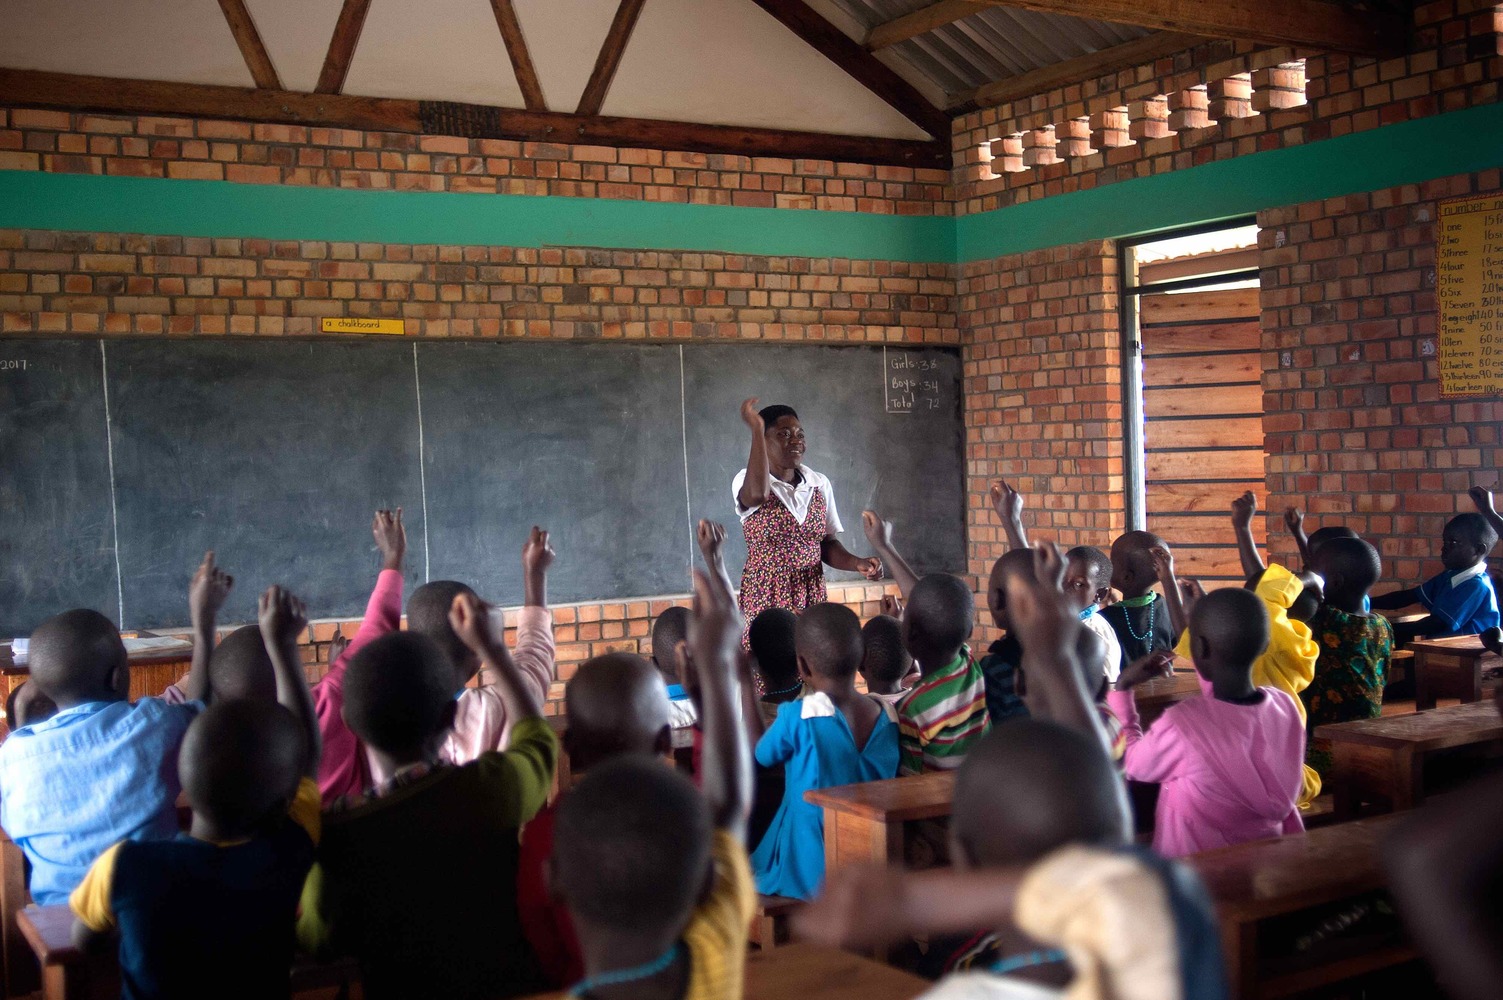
[[1374, 513, 1500, 644]]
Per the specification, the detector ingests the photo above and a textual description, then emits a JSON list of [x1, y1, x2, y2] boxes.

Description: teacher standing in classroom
[[732, 398, 883, 641]]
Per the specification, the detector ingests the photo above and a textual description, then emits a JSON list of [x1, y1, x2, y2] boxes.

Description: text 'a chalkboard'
[[0, 338, 965, 634]]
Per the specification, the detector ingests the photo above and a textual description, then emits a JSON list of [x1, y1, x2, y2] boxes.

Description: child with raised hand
[[1100, 531, 1181, 676], [551, 566, 754, 1000], [651, 606, 697, 729], [1372, 512, 1501, 644], [860, 612, 913, 706], [313, 508, 407, 803], [298, 592, 558, 1000], [751, 602, 900, 900], [1283, 506, 1360, 572], [1302, 537, 1393, 780], [0, 552, 227, 905], [518, 650, 675, 987], [71, 586, 322, 1000], [1113, 587, 1306, 857]]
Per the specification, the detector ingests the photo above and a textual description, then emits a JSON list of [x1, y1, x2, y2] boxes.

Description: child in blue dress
[[750, 602, 900, 900]]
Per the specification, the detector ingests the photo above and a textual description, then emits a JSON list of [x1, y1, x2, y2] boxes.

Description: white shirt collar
[[1450, 562, 1488, 587]]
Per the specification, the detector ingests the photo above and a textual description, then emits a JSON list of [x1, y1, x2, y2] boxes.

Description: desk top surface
[[1408, 634, 1496, 657], [1186, 812, 1406, 923], [745, 942, 927, 1000], [1314, 700, 1503, 750], [804, 770, 955, 822]]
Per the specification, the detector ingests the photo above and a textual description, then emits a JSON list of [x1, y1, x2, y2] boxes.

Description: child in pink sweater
[[1108, 588, 1305, 858]]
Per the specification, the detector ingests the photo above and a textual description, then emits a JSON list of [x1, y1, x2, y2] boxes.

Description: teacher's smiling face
[[766, 414, 806, 472]]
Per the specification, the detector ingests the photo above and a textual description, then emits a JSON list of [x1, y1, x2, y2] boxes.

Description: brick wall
[[950, 0, 1503, 215], [1259, 169, 1503, 587]]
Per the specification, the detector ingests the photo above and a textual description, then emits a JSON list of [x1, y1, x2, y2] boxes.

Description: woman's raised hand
[[740, 397, 761, 431]]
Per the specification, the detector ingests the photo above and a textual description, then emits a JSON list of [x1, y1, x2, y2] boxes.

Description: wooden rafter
[[316, 0, 374, 95], [216, 0, 282, 90], [973, 0, 1405, 57], [747, 0, 951, 139], [0, 69, 949, 169], [576, 0, 647, 116], [961, 32, 1199, 108], [867, 1, 990, 51], [488, 0, 547, 111]]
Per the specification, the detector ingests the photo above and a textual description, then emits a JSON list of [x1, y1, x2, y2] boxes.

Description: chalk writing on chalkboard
[[1437, 192, 1503, 397], [884, 346, 941, 413]]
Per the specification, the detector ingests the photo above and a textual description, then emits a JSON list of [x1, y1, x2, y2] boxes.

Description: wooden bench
[[804, 771, 954, 873], [0, 827, 36, 998], [18, 904, 360, 1000], [744, 941, 926, 1000], [1315, 701, 1503, 820], [1409, 635, 1501, 710], [1187, 812, 1416, 1000], [748, 894, 801, 951]]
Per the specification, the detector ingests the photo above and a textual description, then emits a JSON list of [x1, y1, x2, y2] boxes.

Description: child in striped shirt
[[897, 573, 990, 774]]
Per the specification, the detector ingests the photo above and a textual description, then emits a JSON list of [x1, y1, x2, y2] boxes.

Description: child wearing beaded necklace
[[1099, 531, 1183, 676]]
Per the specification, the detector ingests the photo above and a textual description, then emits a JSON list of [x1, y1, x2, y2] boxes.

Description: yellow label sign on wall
[[1438, 192, 1503, 397], [320, 317, 406, 336]]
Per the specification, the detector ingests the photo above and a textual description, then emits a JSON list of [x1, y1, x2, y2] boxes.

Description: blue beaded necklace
[[1120, 593, 1157, 643], [990, 947, 1068, 976], [569, 942, 683, 998]]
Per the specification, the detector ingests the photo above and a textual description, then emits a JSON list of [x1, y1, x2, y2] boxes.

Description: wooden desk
[[1135, 669, 1202, 725], [804, 771, 954, 873], [1315, 701, 1503, 819], [18, 904, 118, 1000], [1187, 812, 1414, 1000], [745, 942, 926, 1000], [1409, 635, 1501, 710]]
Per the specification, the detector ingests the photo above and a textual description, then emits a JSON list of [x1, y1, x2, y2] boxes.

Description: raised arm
[[688, 568, 752, 842], [696, 519, 736, 604], [1150, 546, 1189, 642], [861, 511, 918, 597], [1284, 506, 1313, 570], [794, 864, 1026, 951], [990, 480, 1030, 550], [1232, 491, 1266, 578], [736, 397, 769, 511], [522, 525, 553, 609], [1467, 480, 1503, 548], [259, 586, 320, 777], [184, 551, 233, 703], [450, 592, 544, 726], [483, 526, 557, 707]]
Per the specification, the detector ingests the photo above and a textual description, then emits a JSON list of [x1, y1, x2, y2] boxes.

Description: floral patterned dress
[[738, 487, 829, 646], [1301, 606, 1394, 780]]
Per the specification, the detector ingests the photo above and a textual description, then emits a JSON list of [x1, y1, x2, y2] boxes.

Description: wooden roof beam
[[960, 31, 1199, 109], [489, 0, 547, 111], [747, 0, 951, 138], [217, 0, 282, 90], [315, 0, 374, 95], [867, 1, 991, 51], [0, 68, 950, 169], [576, 0, 648, 116], [973, 0, 1406, 58]]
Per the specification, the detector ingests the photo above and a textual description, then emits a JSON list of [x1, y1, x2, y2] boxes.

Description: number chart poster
[[1438, 192, 1503, 397]]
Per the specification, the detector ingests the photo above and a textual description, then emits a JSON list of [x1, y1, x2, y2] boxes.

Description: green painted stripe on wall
[[955, 100, 1503, 261], [1, 102, 1500, 264], [0, 170, 958, 263]]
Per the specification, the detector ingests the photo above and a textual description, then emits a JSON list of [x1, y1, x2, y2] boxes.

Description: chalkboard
[[0, 337, 965, 634], [0, 341, 120, 633]]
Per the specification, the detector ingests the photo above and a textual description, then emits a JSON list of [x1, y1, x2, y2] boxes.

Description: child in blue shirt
[[0, 552, 228, 905], [1374, 513, 1500, 644], [750, 602, 900, 900]]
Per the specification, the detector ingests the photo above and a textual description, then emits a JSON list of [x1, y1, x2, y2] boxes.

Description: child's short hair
[[179, 700, 304, 837], [649, 607, 690, 683], [565, 653, 671, 766], [749, 608, 799, 692], [905, 574, 975, 652], [1066, 545, 1113, 589], [860, 615, 911, 687], [26, 609, 125, 705], [1446, 512, 1499, 553], [343, 632, 455, 757], [407, 580, 481, 676], [207, 625, 276, 703], [1190, 589, 1269, 668], [952, 720, 1127, 867], [757, 404, 798, 429], [1314, 537, 1382, 593], [554, 755, 711, 934], [1307, 525, 1358, 552], [794, 603, 862, 680]]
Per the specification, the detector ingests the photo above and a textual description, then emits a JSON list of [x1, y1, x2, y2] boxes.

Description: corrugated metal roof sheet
[[828, 0, 1152, 102]]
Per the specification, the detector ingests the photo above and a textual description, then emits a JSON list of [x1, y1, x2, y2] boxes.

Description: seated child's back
[[899, 574, 989, 774], [299, 604, 557, 1000], [1112, 589, 1305, 857], [0, 610, 201, 904], [751, 603, 899, 899]]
